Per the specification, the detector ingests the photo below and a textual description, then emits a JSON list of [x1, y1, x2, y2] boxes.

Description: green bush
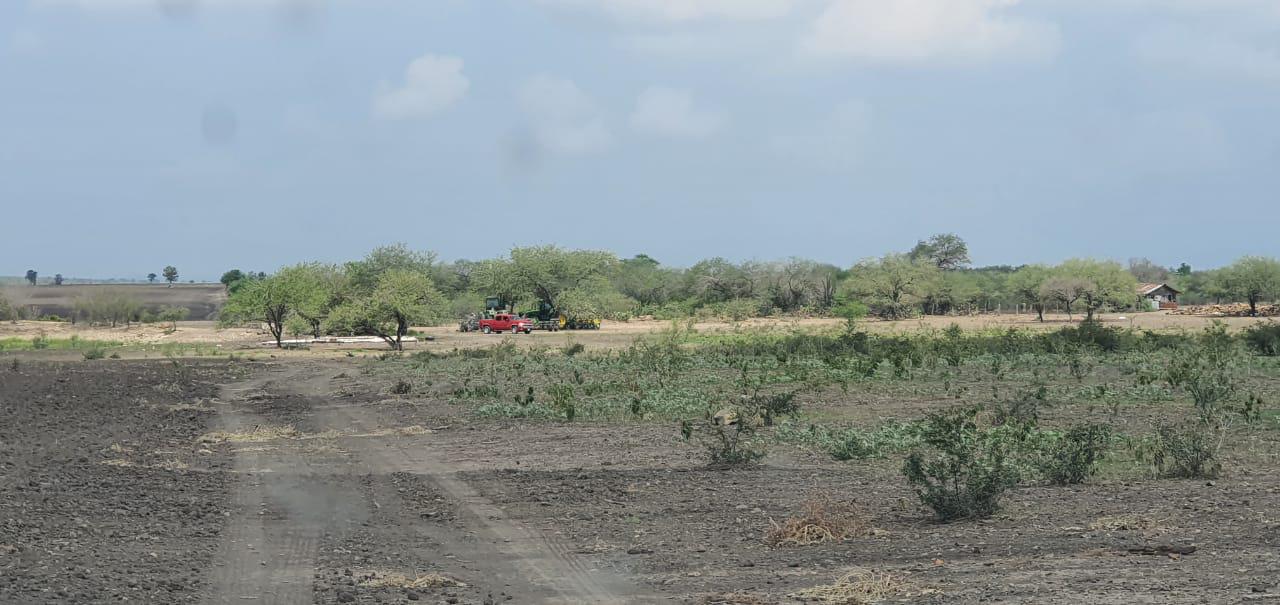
[[902, 406, 1020, 522], [82, 347, 107, 360], [1148, 421, 1222, 479], [1243, 321, 1280, 356], [1165, 322, 1242, 424], [1036, 424, 1111, 485]]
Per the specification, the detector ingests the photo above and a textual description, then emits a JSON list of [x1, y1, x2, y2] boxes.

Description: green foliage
[[1145, 421, 1222, 479], [844, 253, 937, 319], [1220, 256, 1280, 315], [1165, 322, 1242, 424], [1243, 321, 1280, 356], [1035, 424, 1111, 485], [82, 346, 107, 360], [220, 275, 294, 347], [909, 233, 971, 271], [162, 265, 178, 285], [326, 269, 445, 350], [344, 243, 436, 296], [902, 406, 1021, 522]]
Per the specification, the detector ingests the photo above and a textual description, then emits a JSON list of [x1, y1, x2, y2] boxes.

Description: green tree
[[53, 274, 64, 286], [509, 245, 616, 311], [276, 263, 344, 337], [219, 269, 245, 291], [147, 272, 158, 284], [845, 253, 938, 319], [344, 243, 436, 296], [909, 233, 971, 271], [162, 265, 179, 287], [220, 275, 294, 348], [326, 269, 444, 350], [1008, 265, 1051, 321], [1221, 256, 1280, 316], [471, 258, 526, 311], [25, 270, 37, 286], [613, 254, 679, 307], [1039, 276, 1089, 320], [1055, 259, 1138, 321]]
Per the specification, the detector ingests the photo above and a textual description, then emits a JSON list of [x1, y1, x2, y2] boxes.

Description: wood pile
[[1169, 303, 1280, 317]]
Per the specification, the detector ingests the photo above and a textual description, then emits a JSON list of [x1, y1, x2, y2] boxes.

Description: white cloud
[[536, 0, 794, 23], [801, 0, 1059, 64], [372, 54, 469, 121], [1135, 26, 1280, 82], [629, 87, 724, 139], [517, 75, 612, 155]]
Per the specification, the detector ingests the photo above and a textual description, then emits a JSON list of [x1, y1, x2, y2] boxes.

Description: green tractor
[[521, 301, 601, 331]]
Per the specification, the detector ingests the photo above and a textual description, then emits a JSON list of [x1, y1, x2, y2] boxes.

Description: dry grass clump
[[358, 571, 465, 590], [791, 569, 922, 604], [155, 458, 189, 471], [701, 593, 769, 604], [198, 425, 299, 444], [766, 496, 868, 547], [1089, 514, 1165, 532]]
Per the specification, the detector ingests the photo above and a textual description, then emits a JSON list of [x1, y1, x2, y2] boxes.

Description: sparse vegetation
[[901, 406, 1021, 522]]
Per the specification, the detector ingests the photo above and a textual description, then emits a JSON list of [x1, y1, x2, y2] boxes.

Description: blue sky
[[2, 0, 1278, 280]]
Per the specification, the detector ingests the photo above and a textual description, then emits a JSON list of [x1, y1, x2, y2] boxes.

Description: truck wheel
[[482, 326, 492, 334]]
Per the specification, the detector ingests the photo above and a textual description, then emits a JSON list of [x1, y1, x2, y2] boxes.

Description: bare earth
[[1, 312, 1270, 355], [3, 358, 1277, 604]]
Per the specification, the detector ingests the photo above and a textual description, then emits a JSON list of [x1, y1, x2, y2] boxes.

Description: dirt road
[[202, 361, 659, 604]]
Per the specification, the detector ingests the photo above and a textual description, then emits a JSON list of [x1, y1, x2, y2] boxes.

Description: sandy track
[[202, 361, 657, 604]]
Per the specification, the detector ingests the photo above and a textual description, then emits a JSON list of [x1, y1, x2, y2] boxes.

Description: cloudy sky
[[2, 0, 1278, 279]]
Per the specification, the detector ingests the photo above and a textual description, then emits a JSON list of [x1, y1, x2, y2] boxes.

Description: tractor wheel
[[481, 326, 492, 334]]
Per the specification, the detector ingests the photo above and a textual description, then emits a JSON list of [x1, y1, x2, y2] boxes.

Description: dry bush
[[766, 495, 868, 547], [357, 571, 464, 589], [701, 593, 769, 605], [1089, 514, 1165, 532], [791, 569, 930, 604]]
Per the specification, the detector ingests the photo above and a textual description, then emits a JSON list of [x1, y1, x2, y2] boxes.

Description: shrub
[[902, 406, 1020, 522], [1147, 421, 1222, 479], [681, 406, 766, 466], [82, 347, 107, 360], [1243, 321, 1280, 356], [390, 379, 413, 395], [1165, 322, 1242, 424], [1036, 424, 1111, 485]]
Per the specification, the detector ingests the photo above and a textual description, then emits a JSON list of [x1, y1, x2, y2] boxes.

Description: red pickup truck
[[479, 314, 533, 334]]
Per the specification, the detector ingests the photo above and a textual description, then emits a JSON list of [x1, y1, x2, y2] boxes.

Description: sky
[[2, 0, 1279, 280]]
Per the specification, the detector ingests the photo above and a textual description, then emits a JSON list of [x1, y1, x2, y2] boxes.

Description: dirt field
[[3, 283, 227, 320], [3, 346, 1279, 603]]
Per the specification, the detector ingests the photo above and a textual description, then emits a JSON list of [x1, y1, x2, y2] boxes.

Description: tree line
[[213, 235, 1280, 348]]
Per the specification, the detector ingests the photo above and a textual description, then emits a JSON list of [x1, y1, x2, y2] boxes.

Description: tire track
[[202, 364, 360, 605]]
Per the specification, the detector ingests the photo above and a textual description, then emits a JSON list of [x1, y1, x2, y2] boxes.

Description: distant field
[[1, 283, 227, 320]]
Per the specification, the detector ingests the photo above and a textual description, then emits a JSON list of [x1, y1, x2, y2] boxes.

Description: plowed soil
[[3, 359, 1279, 604]]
